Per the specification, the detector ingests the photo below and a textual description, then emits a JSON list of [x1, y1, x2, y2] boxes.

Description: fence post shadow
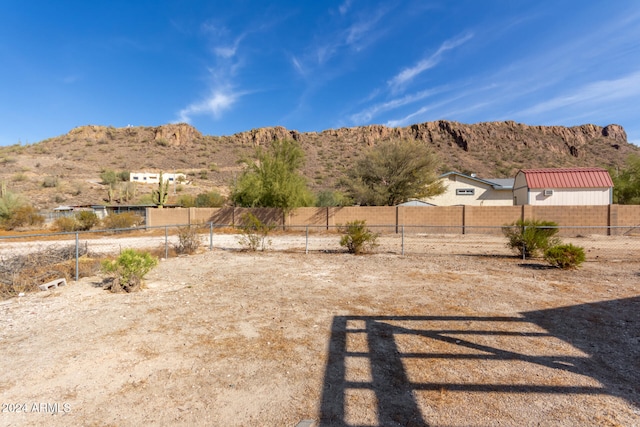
[[319, 310, 639, 426]]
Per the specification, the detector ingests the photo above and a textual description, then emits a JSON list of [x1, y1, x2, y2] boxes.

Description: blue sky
[[1, 0, 640, 146]]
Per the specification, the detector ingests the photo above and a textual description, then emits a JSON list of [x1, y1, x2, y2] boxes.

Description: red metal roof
[[520, 168, 613, 189]]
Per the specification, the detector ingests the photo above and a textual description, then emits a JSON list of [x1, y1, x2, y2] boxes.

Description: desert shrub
[[75, 211, 100, 231], [3, 205, 44, 230], [101, 212, 142, 231], [195, 191, 225, 207], [42, 176, 59, 188], [117, 170, 130, 182], [316, 190, 351, 207], [177, 194, 196, 207], [101, 249, 158, 293], [502, 219, 560, 258], [100, 169, 117, 186], [53, 216, 78, 232], [544, 244, 586, 269], [237, 212, 275, 251], [174, 226, 202, 255], [339, 220, 379, 255]]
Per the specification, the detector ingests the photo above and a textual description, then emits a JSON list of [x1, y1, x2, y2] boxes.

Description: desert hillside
[[0, 121, 637, 210]]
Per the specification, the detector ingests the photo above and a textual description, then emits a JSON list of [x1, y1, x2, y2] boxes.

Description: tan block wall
[[464, 206, 522, 235], [528, 205, 609, 236], [190, 208, 222, 224], [287, 207, 328, 228], [528, 205, 609, 226], [330, 207, 397, 233], [464, 206, 521, 226], [611, 205, 640, 235], [146, 208, 190, 227], [145, 205, 640, 236], [614, 205, 640, 226], [399, 206, 463, 226]]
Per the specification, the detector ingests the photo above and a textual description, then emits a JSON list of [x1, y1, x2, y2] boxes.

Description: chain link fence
[[1, 224, 638, 294]]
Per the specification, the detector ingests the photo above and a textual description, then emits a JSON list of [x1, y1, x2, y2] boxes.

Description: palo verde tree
[[152, 172, 170, 208], [342, 139, 445, 206], [231, 139, 314, 212], [612, 154, 640, 204]]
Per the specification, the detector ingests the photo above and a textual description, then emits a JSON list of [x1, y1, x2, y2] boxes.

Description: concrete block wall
[[529, 205, 610, 236], [611, 205, 640, 235], [145, 205, 640, 236], [330, 207, 397, 233], [146, 208, 190, 227], [287, 207, 329, 228], [464, 206, 521, 234]]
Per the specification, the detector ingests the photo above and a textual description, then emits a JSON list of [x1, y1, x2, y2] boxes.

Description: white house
[[513, 168, 613, 206], [424, 172, 514, 206], [129, 172, 187, 185]]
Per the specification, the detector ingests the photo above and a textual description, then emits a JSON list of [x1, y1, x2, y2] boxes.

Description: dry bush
[[54, 216, 78, 232], [0, 244, 101, 299], [173, 226, 202, 255], [101, 212, 142, 232], [2, 205, 45, 231]]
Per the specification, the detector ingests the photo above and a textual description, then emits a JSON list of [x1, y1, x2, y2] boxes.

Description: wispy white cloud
[[514, 70, 640, 118], [213, 34, 246, 59], [339, 0, 352, 16], [177, 86, 241, 123], [350, 87, 447, 124], [176, 22, 248, 123], [388, 32, 473, 91], [311, 5, 389, 65], [291, 56, 305, 76]]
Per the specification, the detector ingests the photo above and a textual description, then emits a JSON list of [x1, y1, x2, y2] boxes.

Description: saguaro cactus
[[152, 172, 169, 208]]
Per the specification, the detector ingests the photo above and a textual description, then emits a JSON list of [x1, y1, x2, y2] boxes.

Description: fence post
[[522, 226, 526, 261], [401, 225, 405, 256], [305, 226, 309, 255], [209, 222, 213, 251], [75, 232, 79, 282], [165, 226, 169, 259]]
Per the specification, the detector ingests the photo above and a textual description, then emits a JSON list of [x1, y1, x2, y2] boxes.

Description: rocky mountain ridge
[[0, 120, 637, 209]]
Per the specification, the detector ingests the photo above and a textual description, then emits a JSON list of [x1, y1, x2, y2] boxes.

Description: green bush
[[101, 249, 158, 292], [502, 219, 560, 258], [177, 194, 196, 207], [117, 170, 130, 182], [53, 216, 78, 232], [101, 212, 142, 231], [100, 169, 117, 186], [316, 190, 351, 207], [544, 244, 586, 269], [237, 213, 275, 251], [339, 220, 379, 255], [195, 191, 225, 207], [75, 211, 100, 231]]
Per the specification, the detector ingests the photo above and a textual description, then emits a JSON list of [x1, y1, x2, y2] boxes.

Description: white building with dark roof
[[425, 172, 515, 206]]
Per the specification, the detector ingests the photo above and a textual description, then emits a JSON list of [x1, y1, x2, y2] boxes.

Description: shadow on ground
[[319, 298, 640, 426]]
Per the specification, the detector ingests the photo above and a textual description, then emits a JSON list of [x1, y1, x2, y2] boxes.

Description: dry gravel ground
[[0, 236, 639, 427]]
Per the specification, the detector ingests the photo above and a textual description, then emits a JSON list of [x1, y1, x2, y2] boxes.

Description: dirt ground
[[1, 236, 639, 426]]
